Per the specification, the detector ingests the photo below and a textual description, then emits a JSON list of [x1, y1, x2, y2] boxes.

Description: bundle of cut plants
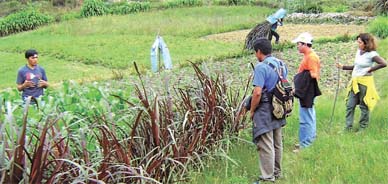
[[245, 21, 271, 50], [245, 8, 286, 50]]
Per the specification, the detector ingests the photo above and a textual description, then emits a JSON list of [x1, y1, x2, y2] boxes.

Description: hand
[[367, 67, 372, 73], [38, 79, 48, 88], [23, 80, 35, 88], [335, 62, 343, 69], [250, 111, 254, 120]]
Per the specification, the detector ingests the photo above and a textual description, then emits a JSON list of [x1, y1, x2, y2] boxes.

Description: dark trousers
[[346, 84, 369, 129], [268, 30, 279, 42]]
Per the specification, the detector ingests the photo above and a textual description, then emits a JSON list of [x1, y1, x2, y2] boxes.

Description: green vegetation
[[80, 0, 109, 17], [368, 16, 388, 39], [162, 0, 203, 9], [190, 71, 388, 183], [109, 1, 151, 15], [0, 51, 112, 89], [0, 10, 53, 36], [0, 6, 271, 89]]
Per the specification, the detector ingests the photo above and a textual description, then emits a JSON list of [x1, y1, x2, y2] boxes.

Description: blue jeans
[[299, 104, 316, 148]]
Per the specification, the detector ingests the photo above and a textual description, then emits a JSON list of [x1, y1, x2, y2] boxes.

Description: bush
[[80, 0, 108, 17], [0, 9, 53, 36], [109, 1, 151, 15], [368, 16, 388, 39]]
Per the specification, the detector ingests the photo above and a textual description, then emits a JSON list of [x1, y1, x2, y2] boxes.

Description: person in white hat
[[292, 32, 322, 152]]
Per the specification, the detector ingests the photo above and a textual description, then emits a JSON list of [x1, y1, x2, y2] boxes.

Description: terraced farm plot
[[203, 24, 366, 42]]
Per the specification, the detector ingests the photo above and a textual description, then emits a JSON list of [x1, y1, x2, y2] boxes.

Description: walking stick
[[329, 58, 341, 126]]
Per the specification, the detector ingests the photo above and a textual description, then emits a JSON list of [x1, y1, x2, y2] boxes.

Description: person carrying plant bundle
[[268, 18, 283, 44], [336, 33, 386, 132], [292, 32, 321, 152], [248, 38, 287, 183], [16, 49, 49, 102]]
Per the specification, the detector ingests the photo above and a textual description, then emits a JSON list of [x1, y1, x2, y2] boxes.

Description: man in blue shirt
[[250, 38, 287, 183], [16, 49, 49, 101]]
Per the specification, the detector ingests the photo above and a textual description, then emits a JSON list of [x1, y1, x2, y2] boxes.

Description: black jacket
[[293, 70, 321, 108]]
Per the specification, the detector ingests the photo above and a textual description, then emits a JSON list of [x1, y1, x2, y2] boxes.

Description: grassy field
[[0, 6, 272, 90]]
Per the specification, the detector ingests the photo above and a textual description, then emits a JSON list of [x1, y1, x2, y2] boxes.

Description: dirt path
[[203, 24, 365, 43]]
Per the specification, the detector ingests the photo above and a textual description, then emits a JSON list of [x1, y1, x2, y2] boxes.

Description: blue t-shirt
[[16, 65, 48, 99], [253, 56, 287, 92]]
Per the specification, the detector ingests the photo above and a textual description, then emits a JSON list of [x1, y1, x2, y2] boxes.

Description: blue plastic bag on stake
[[150, 36, 173, 72]]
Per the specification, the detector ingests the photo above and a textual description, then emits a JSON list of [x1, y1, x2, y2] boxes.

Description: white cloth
[[352, 49, 378, 77]]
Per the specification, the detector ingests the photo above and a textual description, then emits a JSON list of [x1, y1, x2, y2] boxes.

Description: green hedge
[[0, 10, 53, 36]]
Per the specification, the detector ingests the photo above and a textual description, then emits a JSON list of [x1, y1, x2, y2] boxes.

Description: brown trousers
[[256, 128, 283, 181]]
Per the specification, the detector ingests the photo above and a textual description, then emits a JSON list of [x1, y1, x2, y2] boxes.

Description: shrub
[[0, 9, 53, 36], [368, 16, 388, 39], [109, 1, 151, 15], [80, 0, 108, 17]]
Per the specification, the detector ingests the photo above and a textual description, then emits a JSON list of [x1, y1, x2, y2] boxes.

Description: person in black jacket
[[292, 33, 321, 152]]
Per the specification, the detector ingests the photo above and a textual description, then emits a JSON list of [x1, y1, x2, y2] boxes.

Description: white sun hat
[[292, 32, 313, 44]]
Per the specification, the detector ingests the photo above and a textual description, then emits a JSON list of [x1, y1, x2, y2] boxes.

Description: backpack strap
[[264, 58, 285, 80]]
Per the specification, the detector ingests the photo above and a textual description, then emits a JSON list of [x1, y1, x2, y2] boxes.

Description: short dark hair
[[253, 38, 272, 55], [25, 49, 38, 59]]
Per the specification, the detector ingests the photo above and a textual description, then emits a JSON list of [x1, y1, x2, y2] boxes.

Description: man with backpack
[[292, 32, 321, 152], [249, 38, 289, 183]]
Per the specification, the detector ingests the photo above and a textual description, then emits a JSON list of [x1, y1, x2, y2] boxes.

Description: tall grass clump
[[368, 16, 388, 39], [80, 0, 109, 17], [374, 0, 388, 15], [286, 0, 323, 13], [212, 0, 254, 6], [162, 0, 203, 9], [109, 1, 151, 15], [0, 9, 53, 37]]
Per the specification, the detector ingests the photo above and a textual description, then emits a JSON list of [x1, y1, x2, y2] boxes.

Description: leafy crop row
[[0, 9, 53, 37]]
